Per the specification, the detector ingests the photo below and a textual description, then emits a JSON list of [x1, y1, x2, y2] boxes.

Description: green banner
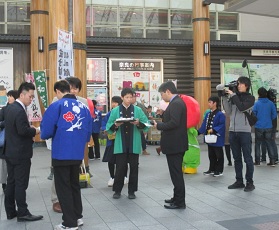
[[33, 71, 48, 108]]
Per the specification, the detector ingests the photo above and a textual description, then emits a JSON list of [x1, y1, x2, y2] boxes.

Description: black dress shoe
[[17, 214, 43, 222], [164, 198, 174, 204], [164, 204, 186, 209], [128, 192, 136, 199], [7, 212, 17, 220], [113, 192, 121, 199]]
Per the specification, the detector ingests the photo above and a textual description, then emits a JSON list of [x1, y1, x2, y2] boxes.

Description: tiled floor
[[1, 141, 279, 230]]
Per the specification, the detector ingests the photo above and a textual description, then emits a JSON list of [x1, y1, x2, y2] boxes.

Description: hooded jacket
[[222, 92, 255, 132]]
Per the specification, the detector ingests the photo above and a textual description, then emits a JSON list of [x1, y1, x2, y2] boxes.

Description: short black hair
[[238, 76, 251, 92], [147, 105, 152, 109], [7, 90, 18, 99], [18, 82, 35, 95], [92, 99, 97, 106], [65, 77, 82, 90], [54, 80, 70, 93], [208, 96, 220, 107], [112, 96, 122, 105], [158, 81, 177, 94], [258, 87, 267, 98], [121, 88, 134, 97]]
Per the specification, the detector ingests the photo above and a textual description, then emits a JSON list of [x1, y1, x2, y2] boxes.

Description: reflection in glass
[[0, 3, 4, 21], [210, 12, 216, 29], [170, 10, 192, 28], [7, 2, 30, 22], [146, 29, 168, 39], [120, 27, 143, 38], [7, 24, 30, 34], [92, 6, 117, 26], [93, 27, 117, 37], [120, 8, 143, 26], [145, 9, 168, 27], [86, 26, 91, 36], [210, 31, 216, 40], [171, 30, 192, 39], [218, 13, 238, 30], [0, 24, 4, 34], [220, 34, 238, 41]]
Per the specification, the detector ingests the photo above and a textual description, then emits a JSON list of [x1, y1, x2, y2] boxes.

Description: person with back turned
[[4, 82, 43, 221], [153, 81, 188, 209]]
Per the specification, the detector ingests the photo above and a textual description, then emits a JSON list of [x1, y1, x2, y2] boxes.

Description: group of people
[[0, 80, 188, 230], [199, 76, 278, 193], [2, 76, 277, 229]]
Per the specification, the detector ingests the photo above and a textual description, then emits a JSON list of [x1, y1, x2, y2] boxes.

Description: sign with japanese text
[[251, 49, 279, 57], [25, 73, 43, 122], [33, 71, 48, 109], [0, 48, 13, 107], [109, 59, 163, 108], [87, 58, 107, 85], [57, 29, 74, 80]]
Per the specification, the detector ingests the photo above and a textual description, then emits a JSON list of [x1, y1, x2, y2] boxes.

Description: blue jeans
[[229, 132, 254, 183], [255, 128, 275, 162]]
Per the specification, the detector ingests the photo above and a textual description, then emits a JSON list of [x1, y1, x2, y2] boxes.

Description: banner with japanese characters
[[57, 29, 74, 80], [0, 48, 13, 107], [25, 73, 43, 122], [33, 71, 48, 109], [109, 59, 163, 108]]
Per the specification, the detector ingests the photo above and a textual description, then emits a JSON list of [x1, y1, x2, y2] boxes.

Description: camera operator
[[221, 76, 256, 192]]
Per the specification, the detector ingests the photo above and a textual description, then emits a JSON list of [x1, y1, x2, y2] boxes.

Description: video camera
[[216, 80, 238, 97], [267, 88, 277, 103]]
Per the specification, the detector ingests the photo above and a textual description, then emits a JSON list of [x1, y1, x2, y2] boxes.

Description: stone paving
[[1, 142, 279, 230]]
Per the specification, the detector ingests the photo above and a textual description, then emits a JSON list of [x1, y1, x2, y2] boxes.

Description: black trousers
[[54, 164, 82, 228], [208, 145, 224, 173], [113, 153, 138, 194], [141, 131, 146, 151], [166, 152, 185, 206], [4, 158, 31, 217], [92, 133, 100, 158]]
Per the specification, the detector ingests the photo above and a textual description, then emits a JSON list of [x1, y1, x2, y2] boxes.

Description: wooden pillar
[[193, 0, 211, 122], [48, 0, 89, 167], [48, 0, 68, 102], [73, 0, 87, 98], [30, 0, 48, 141]]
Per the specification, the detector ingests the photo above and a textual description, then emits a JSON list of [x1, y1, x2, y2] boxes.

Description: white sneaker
[[124, 177, 129, 184], [54, 224, 78, 230], [77, 218, 83, 226], [108, 178, 114, 187]]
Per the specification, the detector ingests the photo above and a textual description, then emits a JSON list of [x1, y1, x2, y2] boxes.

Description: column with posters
[[25, 73, 43, 122], [109, 59, 163, 108], [57, 29, 74, 80], [0, 48, 13, 107]]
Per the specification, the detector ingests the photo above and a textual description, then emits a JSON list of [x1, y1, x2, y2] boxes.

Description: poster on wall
[[221, 60, 279, 107], [87, 58, 107, 85], [57, 29, 74, 80], [87, 87, 108, 114], [25, 73, 43, 122], [0, 48, 13, 107], [109, 58, 163, 109]]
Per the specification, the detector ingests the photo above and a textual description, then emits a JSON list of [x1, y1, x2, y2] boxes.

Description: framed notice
[[221, 59, 279, 107], [87, 58, 107, 85], [87, 87, 108, 114], [0, 48, 13, 107], [109, 58, 163, 108]]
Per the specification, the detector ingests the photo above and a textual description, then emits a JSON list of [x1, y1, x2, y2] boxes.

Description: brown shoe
[[53, 202, 62, 213], [156, 147, 161, 155], [142, 150, 150, 155]]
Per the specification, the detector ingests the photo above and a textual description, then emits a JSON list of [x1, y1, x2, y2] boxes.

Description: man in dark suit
[[4, 82, 43, 222], [153, 81, 188, 209]]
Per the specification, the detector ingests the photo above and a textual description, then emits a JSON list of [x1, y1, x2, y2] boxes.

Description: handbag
[[0, 128, 5, 147], [244, 111, 257, 126], [79, 160, 90, 188], [204, 134, 217, 144]]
